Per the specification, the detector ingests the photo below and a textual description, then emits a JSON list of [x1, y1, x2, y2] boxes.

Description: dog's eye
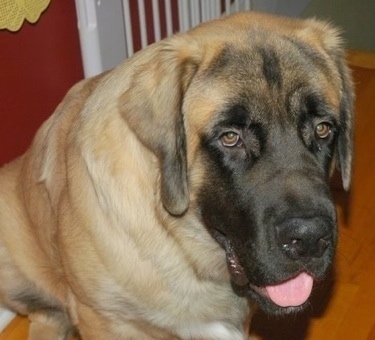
[[315, 122, 332, 139], [220, 131, 241, 147]]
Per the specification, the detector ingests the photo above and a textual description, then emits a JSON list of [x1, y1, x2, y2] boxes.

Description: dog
[[0, 11, 353, 339]]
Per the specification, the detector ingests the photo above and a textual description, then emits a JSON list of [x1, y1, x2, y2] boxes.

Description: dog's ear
[[324, 37, 354, 191], [310, 20, 355, 190], [335, 56, 354, 191], [120, 38, 201, 215]]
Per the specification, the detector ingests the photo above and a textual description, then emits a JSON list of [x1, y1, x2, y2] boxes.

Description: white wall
[[0, 309, 15, 333], [252, 0, 311, 17]]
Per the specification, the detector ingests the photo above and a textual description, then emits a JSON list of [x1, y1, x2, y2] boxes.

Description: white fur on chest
[[179, 322, 246, 339]]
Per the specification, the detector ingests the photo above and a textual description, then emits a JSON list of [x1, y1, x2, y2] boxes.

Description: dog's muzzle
[[213, 213, 335, 310]]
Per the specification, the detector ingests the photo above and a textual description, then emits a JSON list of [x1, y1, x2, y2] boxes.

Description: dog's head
[[121, 12, 354, 314]]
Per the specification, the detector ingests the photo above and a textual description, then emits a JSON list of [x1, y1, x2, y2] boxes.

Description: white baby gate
[[75, 0, 311, 78], [75, 0, 255, 78]]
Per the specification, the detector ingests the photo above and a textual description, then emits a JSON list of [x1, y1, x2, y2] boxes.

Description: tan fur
[[0, 12, 352, 339]]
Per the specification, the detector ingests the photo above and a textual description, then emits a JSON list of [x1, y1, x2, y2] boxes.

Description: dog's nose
[[276, 217, 333, 260]]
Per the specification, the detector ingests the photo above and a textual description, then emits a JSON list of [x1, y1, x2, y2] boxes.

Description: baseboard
[[347, 49, 375, 69], [0, 308, 16, 333]]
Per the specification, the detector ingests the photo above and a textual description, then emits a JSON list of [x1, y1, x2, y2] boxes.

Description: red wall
[[0, 0, 83, 165]]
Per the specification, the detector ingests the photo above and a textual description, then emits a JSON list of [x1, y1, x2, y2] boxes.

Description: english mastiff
[[0, 11, 353, 339]]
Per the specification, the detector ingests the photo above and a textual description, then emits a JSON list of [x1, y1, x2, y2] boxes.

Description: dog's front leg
[[28, 311, 75, 340]]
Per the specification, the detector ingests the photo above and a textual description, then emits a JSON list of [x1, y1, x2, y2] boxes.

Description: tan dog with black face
[[0, 12, 353, 339]]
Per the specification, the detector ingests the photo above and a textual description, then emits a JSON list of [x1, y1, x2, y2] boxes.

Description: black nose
[[276, 217, 333, 260]]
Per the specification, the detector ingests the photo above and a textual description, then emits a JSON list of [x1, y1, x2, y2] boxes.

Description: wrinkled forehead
[[184, 37, 341, 133]]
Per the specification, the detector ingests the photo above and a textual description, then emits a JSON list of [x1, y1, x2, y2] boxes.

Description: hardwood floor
[[1, 51, 374, 339]]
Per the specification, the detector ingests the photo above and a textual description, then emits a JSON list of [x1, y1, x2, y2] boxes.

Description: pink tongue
[[265, 272, 314, 307]]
